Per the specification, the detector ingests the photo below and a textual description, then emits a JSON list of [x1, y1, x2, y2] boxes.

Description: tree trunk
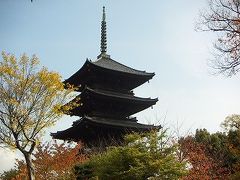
[[23, 152, 35, 180]]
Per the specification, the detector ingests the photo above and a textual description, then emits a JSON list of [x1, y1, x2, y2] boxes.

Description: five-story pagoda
[[51, 7, 159, 145]]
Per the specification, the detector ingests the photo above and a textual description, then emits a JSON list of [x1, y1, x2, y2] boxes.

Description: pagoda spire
[[98, 6, 110, 58]]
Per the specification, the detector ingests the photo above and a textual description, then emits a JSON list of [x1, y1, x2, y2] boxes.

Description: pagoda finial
[[98, 6, 110, 59], [101, 6, 107, 54], [98, 6, 109, 58], [102, 6, 106, 22]]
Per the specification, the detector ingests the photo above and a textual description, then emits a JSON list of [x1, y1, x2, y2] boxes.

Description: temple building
[[51, 7, 160, 145]]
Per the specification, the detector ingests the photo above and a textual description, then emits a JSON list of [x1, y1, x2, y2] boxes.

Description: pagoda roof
[[75, 116, 157, 129], [64, 56, 154, 91], [92, 56, 154, 76], [83, 86, 158, 102], [51, 116, 161, 142], [66, 87, 158, 117]]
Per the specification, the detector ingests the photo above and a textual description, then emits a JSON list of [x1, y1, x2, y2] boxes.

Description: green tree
[[193, 128, 240, 178], [197, 0, 240, 76], [222, 115, 240, 178], [222, 114, 240, 131], [0, 52, 74, 180], [228, 130, 240, 177], [195, 129, 232, 169], [75, 130, 188, 180]]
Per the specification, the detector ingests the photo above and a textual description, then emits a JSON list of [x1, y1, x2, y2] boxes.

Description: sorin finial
[[100, 6, 107, 54]]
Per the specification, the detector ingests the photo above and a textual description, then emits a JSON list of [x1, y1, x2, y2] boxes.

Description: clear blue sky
[[1, 0, 240, 172]]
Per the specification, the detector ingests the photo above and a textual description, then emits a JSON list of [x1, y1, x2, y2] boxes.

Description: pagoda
[[51, 7, 159, 146]]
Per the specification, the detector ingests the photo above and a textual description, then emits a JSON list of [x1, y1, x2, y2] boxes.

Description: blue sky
[[1, 0, 240, 172]]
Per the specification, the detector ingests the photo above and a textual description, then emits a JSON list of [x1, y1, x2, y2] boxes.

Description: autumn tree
[[179, 136, 229, 179], [194, 129, 232, 176], [0, 52, 74, 180], [197, 0, 240, 76], [13, 141, 88, 180], [179, 123, 240, 179]]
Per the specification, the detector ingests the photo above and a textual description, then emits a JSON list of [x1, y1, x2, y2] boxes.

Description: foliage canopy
[[75, 130, 188, 180], [0, 52, 74, 180]]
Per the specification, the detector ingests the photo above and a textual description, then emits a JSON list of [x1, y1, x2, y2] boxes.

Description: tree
[[227, 130, 240, 178], [222, 114, 240, 178], [13, 141, 88, 180], [194, 129, 232, 175], [179, 136, 217, 180], [197, 0, 240, 76], [75, 130, 188, 180], [0, 52, 74, 180], [178, 135, 232, 179], [222, 114, 240, 131]]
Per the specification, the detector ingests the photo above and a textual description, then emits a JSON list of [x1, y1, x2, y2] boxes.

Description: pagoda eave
[[64, 86, 158, 117], [64, 59, 154, 92], [51, 116, 161, 143], [82, 86, 158, 102]]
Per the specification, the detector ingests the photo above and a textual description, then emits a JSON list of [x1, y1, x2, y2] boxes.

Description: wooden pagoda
[[51, 7, 159, 145]]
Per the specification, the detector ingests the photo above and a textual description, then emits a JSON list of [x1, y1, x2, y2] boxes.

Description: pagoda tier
[[64, 56, 155, 93], [51, 116, 161, 145], [65, 87, 158, 118]]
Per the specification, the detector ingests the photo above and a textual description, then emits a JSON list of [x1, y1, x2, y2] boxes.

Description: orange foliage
[[13, 141, 88, 180], [179, 137, 229, 180]]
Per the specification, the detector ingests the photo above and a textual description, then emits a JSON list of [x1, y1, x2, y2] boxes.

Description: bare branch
[[197, 0, 240, 76]]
